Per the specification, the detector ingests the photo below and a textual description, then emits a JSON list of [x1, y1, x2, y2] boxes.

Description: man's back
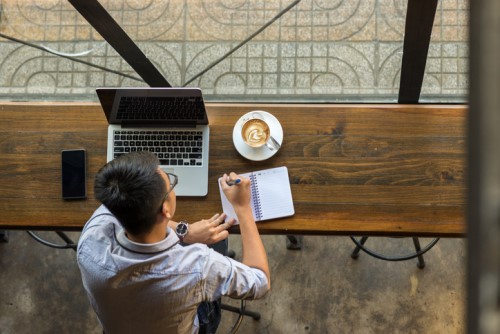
[[77, 206, 268, 334]]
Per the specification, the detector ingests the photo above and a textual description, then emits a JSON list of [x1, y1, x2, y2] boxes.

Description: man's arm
[[220, 173, 271, 288]]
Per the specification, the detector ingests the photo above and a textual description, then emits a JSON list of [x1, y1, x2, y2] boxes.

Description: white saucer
[[233, 111, 283, 161]]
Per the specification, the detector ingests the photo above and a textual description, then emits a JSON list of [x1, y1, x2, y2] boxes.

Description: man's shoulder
[[77, 207, 122, 268], [78, 206, 119, 248]]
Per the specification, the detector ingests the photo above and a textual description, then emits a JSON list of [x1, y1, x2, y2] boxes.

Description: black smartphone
[[61, 149, 87, 200]]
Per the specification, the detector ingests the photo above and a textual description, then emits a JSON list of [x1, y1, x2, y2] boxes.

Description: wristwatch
[[175, 221, 189, 242]]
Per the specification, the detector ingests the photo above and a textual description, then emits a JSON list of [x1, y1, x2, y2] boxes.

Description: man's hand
[[220, 173, 252, 213], [183, 213, 235, 245]]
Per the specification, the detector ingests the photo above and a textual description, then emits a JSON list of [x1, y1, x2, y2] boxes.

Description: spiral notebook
[[218, 166, 295, 223]]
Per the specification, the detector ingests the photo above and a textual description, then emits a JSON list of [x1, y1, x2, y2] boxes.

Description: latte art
[[241, 119, 270, 148], [248, 128, 266, 142]]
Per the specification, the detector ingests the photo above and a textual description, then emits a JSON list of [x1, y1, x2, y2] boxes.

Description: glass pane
[[422, 0, 468, 103], [0, 0, 468, 103]]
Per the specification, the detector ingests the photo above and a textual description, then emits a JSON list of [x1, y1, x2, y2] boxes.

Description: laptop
[[96, 87, 210, 196]]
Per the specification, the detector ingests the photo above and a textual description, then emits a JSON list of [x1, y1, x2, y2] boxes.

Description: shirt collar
[[115, 226, 179, 254]]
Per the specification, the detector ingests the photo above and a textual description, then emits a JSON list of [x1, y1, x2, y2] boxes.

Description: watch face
[[176, 222, 188, 236]]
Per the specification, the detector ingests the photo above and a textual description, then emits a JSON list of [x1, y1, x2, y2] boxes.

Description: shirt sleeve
[[201, 248, 269, 301]]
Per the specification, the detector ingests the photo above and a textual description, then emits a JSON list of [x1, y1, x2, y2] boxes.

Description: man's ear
[[160, 201, 172, 220]]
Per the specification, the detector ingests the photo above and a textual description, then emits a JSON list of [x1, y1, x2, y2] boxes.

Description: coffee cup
[[240, 112, 281, 151]]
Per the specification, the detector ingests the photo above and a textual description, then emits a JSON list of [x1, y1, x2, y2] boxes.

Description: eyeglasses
[[159, 172, 178, 211]]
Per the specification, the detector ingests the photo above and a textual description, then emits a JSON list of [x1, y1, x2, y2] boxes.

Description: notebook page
[[252, 166, 294, 221]]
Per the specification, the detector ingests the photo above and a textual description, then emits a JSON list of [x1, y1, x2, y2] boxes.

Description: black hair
[[94, 151, 166, 235]]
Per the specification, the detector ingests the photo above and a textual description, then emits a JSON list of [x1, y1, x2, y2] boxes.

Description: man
[[77, 151, 270, 333]]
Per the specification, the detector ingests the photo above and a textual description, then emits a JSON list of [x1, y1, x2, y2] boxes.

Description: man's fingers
[[216, 218, 234, 232], [217, 230, 229, 240], [209, 213, 227, 225], [209, 213, 220, 222], [220, 174, 230, 189]]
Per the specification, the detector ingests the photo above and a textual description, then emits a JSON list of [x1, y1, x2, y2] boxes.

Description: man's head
[[94, 152, 174, 235]]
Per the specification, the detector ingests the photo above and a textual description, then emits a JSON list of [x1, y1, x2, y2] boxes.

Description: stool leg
[[351, 236, 368, 259], [412, 237, 426, 269], [221, 303, 261, 320]]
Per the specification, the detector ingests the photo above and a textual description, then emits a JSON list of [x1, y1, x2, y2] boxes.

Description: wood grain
[[0, 102, 467, 236]]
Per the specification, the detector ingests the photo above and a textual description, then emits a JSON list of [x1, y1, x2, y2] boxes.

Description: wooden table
[[0, 102, 466, 237]]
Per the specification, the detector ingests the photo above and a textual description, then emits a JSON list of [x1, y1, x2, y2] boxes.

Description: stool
[[350, 236, 440, 269], [222, 300, 261, 333]]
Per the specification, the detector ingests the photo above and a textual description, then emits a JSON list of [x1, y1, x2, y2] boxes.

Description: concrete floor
[[0, 231, 465, 333]]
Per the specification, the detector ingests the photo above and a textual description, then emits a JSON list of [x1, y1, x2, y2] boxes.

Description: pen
[[226, 178, 241, 186]]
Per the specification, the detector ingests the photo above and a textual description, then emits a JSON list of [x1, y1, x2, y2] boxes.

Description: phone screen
[[61, 149, 87, 200]]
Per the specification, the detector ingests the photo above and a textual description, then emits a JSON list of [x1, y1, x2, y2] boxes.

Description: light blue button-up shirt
[[77, 205, 269, 334]]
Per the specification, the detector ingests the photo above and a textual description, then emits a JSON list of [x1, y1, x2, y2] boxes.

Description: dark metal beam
[[398, 0, 438, 103], [68, 0, 170, 87]]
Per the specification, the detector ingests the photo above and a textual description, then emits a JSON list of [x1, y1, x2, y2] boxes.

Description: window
[[0, 0, 468, 103]]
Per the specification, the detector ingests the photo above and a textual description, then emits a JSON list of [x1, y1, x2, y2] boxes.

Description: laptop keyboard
[[116, 96, 205, 121], [113, 130, 204, 166]]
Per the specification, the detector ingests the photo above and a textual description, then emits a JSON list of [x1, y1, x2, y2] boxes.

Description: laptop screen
[[96, 88, 116, 123], [96, 87, 209, 127]]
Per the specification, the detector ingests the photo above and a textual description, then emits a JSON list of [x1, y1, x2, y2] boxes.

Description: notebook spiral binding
[[250, 173, 263, 221]]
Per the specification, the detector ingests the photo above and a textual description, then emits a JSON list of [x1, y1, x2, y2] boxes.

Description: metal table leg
[[286, 235, 303, 250], [0, 230, 8, 242]]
